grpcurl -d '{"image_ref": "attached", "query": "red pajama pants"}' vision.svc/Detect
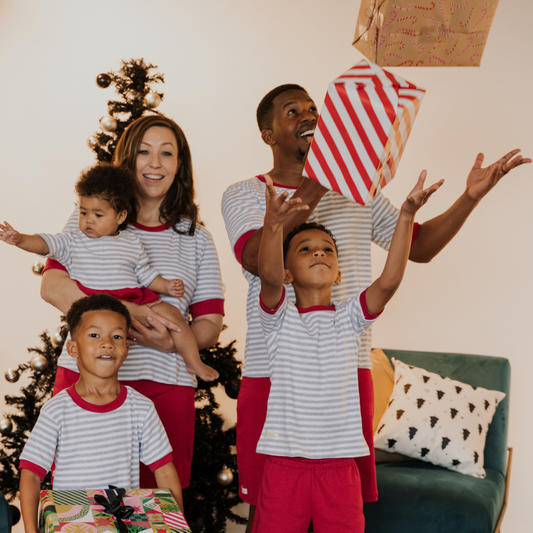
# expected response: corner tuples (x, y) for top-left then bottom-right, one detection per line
(252, 456), (364, 533)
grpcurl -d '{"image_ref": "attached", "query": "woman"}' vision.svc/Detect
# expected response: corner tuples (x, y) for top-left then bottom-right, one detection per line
(40, 114), (225, 489)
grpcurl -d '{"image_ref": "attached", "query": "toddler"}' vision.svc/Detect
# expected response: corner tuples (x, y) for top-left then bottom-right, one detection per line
(0, 163), (218, 381)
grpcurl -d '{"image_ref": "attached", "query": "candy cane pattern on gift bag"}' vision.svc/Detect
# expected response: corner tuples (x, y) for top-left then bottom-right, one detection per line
(303, 60), (425, 205)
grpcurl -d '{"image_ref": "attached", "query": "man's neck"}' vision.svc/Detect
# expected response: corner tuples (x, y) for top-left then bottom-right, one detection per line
(266, 152), (306, 187)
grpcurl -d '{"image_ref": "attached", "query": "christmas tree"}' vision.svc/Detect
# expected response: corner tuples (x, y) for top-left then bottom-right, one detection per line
(87, 58), (165, 161)
(0, 325), (66, 501)
(184, 338), (247, 532)
(0, 59), (245, 533)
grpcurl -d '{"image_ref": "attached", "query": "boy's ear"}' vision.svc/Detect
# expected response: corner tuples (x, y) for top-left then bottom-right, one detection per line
(261, 129), (275, 147)
(117, 210), (128, 225)
(334, 270), (341, 286)
(66, 340), (79, 359)
(283, 269), (293, 285)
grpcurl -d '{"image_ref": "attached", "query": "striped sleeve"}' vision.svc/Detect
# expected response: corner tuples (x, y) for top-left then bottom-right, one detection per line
(42, 208), (81, 273)
(189, 227), (225, 317)
(258, 290), (288, 365)
(19, 407), (58, 479)
(139, 401), (173, 469)
(370, 192), (400, 251)
(37, 232), (73, 266)
(131, 235), (160, 288)
(347, 291), (382, 369)
(222, 181), (264, 265)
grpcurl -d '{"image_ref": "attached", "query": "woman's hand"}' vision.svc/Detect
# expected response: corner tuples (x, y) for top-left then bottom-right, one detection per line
(124, 301), (182, 353)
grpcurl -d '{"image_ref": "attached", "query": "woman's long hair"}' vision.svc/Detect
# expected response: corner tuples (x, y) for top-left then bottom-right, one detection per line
(113, 114), (200, 235)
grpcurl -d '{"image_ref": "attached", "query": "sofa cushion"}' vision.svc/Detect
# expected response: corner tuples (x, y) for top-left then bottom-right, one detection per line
(374, 358), (506, 477)
(370, 349), (395, 432)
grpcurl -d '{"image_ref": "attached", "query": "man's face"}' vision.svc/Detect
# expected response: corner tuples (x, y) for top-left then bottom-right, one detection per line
(269, 89), (319, 159)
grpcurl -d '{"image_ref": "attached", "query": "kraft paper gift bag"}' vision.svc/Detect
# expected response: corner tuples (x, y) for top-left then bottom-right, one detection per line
(353, 0), (500, 67)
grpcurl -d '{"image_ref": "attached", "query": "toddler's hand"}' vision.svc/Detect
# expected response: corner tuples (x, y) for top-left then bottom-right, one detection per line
(0, 221), (21, 246)
(402, 171), (444, 216)
(168, 278), (185, 297)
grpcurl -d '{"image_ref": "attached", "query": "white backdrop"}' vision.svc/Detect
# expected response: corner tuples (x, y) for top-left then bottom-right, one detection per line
(0, 1), (531, 531)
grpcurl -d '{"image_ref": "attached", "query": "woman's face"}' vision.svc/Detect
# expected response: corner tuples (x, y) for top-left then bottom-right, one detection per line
(135, 126), (179, 203)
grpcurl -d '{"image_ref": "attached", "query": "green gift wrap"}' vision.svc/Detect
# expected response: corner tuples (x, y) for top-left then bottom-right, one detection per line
(39, 488), (191, 533)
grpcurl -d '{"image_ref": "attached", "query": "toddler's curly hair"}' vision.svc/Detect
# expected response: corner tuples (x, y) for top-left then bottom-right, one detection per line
(75, 163), (136, 231)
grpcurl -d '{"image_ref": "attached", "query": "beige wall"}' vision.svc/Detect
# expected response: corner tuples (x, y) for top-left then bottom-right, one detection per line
(0, 1), (531, 531)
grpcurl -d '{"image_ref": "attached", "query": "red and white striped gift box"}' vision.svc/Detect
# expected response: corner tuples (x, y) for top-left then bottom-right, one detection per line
(303, 60), (425, 205)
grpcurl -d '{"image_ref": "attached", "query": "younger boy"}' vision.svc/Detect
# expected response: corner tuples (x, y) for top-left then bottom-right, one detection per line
(19, 294), (183, 533)
(254, 173), (443, 532)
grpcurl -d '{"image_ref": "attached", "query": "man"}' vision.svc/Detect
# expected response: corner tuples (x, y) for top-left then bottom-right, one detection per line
(222, 83), (529, 531)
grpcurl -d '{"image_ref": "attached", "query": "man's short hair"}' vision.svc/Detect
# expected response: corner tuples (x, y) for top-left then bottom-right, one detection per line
(256, 84), (309, 131)
(66, 294), (131, 337)
(283, 222), (338, 265)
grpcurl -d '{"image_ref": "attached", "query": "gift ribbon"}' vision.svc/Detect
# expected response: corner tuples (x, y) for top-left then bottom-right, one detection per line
(94, 486), (134, 533)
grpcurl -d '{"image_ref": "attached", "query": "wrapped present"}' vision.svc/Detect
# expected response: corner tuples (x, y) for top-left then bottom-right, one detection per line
(353, 0), (500, 67)
(40, 487), (191, 533)
(303, 60), (425, 205)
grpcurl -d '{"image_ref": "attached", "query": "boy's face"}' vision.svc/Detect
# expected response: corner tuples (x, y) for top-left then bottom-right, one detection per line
(284, 228), (341, 290)
(66, 310), (129, 380)
(265, 89), (319, 159)
(78, 196), (127, 238)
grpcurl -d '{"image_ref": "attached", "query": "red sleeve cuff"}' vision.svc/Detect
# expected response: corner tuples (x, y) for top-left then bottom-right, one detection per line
(189, 299), (225, 318)
(42, 258), (68, 274)
(359, 289), (383, 320)
(20, 460), (47, 481)
(411, 222), (420, 246)
(234, 230), (258, 266)
(147, 452), (174, 472)
(259, 288), (285, 314)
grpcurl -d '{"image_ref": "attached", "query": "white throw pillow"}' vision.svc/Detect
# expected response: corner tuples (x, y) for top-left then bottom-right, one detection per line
(374, 358), (506, 477)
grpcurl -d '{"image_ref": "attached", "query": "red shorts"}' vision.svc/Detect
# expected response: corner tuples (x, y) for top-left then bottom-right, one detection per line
(236, 376), (271, 505)
(253, 456), (364, 533)
(53, 367), (195, 488)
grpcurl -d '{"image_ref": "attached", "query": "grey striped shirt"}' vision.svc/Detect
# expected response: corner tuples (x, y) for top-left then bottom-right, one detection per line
(256, 290), (378, 459)
(20, 386), (172, 489)
(38, 228), (159, 289)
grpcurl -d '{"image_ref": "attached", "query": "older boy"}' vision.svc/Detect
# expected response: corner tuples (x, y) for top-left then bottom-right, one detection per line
(253, 173), (442, 532)
(19, 294), (183, 533)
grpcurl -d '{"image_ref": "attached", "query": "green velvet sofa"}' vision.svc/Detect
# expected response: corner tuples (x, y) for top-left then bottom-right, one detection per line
(0, 492), (12, 533)
(364, 349), (511, 533)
